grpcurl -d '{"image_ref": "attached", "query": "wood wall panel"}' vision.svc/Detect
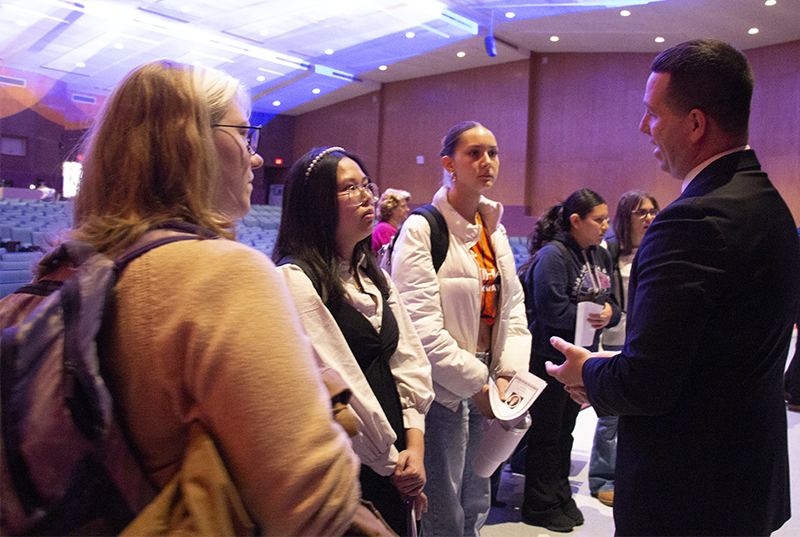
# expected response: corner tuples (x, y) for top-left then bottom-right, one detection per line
(378, 60), (530, 207)
(746, 40), (800, 225)
(526, 51), (683, 221)
(291, 41), (799, 230)
(293, 91), (381, 180)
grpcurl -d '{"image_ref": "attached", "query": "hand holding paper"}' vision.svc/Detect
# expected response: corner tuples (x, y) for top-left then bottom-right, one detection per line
(575, 301), (604, 347)
(588, 302), (613, 329)
(473, 371), (547, 478)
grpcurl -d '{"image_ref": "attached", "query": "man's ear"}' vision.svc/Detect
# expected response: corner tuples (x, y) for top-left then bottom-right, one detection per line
(687, 108), (707, 143)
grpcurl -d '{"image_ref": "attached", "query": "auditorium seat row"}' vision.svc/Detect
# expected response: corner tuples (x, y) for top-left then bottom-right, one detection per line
(0, 199), (532, 299)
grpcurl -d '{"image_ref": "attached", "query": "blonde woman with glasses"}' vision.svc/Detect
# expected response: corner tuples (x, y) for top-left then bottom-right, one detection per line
(12, 60), (361, 535)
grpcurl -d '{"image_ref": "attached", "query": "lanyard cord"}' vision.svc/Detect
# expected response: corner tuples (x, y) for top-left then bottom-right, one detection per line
(581, 249), (601, 292)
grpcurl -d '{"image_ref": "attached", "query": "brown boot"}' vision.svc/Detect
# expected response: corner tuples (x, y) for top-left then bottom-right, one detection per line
(597, 490), (614, 507)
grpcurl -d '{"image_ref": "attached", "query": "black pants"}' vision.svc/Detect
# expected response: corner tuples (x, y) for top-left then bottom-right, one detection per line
(360, 464), (408, 536)
(522, 358), (581, 518)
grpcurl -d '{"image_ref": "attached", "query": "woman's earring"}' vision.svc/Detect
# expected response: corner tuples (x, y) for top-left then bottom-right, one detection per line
(450, 171), (456, 182)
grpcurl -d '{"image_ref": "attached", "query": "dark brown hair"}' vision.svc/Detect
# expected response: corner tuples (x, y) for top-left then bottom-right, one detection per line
(651, 39), (753, 141)
(272, 147), (389, 305)
(612, 190), (659, 256)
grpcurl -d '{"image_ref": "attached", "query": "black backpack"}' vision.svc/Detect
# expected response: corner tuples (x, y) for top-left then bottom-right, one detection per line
(379, 204), (449, 274)
(519, 240), (575, 318)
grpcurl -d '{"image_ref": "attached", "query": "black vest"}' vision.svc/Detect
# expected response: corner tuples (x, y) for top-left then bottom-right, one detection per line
(277, 257), (406, 451)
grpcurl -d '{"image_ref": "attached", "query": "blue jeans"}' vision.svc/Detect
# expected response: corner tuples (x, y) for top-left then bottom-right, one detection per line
(589, 415), (618, 495)
(422, 399), (490, 537)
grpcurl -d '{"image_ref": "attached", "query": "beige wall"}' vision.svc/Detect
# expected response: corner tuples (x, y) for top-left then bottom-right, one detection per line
(293, 40), (800, 233)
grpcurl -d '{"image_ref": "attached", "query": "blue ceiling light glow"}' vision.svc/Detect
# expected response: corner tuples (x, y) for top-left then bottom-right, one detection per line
(252, 69), (354, 112)
(314, 64), (358, 82)
(263, 53), (311, 71)
(0, 0), (682, 117)
(440, 9), (479, 34)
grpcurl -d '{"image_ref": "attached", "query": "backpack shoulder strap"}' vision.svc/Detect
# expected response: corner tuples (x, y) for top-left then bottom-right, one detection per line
(114, 234), (208, 273)
(13, 279), (63, 297)
(550, 240), (576, 287)
(412, 204), (449, 273)
(519, 240), (576, 315)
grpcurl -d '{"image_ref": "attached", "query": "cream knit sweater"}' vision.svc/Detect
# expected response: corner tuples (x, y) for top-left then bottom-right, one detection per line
(106, 237), (360, 536)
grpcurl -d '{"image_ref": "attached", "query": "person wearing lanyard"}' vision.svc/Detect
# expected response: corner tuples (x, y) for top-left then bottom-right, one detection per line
(517, 188), (621, 532)
(390, 121), (531, 537)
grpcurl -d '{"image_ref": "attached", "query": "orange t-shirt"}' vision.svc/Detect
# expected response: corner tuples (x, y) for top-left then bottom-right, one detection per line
(471, 213), (500, 327)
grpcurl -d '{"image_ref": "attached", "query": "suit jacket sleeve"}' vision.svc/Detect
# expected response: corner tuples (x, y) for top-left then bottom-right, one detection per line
(583, 202), (728, 416)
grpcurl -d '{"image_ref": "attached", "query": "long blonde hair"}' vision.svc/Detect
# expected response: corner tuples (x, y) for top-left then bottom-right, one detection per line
(72, 60), (249, 254)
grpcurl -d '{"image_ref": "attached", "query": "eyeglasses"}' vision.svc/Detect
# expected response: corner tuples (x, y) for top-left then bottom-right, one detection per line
(338, 181), (378, 205)
(632, 208), (659, 219)
(211, 124), (262, 155)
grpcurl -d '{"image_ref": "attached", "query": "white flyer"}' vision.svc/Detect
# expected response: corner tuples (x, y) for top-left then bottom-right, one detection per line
(488, 371), (548, 421)
(575, 301), (604, 347)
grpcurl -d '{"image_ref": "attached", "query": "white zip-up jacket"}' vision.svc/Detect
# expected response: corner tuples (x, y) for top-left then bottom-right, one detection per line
(391, 186), (531, 411)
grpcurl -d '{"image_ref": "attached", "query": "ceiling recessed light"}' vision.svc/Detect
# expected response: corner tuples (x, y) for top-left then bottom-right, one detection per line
(765, 0), (776, 5)
(550, 35), (559, 42)
(406, 31), (415, 38)
(378, 65), (388, 71)
(312, 88), (321, 94)
(114, 42), (123, 49)
(181, 6), (191, 13)
(620, 10), (631, 17)
(272, 100), (281, 106)
(505, 12), (515, 19)
(16, 20), (28, 27)
(748, 27), (759, 34)
(655, 36), (665, 43)
(76, 62), (85, 67)
(457, 51), (466, 58)
(325, 48), (334, 55)
(259, 29), (269, 36)
(257, 75), (265, 82)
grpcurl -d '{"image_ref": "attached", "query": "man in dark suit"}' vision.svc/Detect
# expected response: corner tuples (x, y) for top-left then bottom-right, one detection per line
(545, 39), (800, 536)
(786, 228), (800, 412)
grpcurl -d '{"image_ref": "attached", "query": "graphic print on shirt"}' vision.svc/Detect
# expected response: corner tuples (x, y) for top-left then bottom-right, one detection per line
(471, 214), (501, 326)
(570, 259), (611, 305)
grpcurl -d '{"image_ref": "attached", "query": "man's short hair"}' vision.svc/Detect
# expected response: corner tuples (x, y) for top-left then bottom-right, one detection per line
(651, 39), (753, 139)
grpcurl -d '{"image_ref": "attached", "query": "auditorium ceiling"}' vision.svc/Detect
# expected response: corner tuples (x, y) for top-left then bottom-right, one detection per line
(1, 0), (798, 118)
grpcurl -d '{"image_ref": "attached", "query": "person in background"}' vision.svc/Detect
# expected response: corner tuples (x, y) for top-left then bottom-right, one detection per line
(517, 188), (620, 532)
(33, 178), (57, 201)
(390, 121), (531, 537)
(546, 39), (799, 536)
(589, 190), (659, 508)
(373, 188), (411, 254)
(51, 60), (360, 535)
(273, 147), (433, 536)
